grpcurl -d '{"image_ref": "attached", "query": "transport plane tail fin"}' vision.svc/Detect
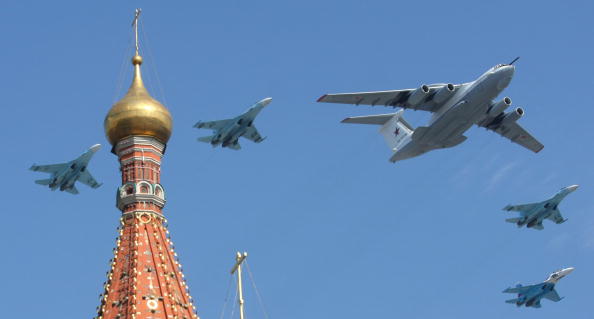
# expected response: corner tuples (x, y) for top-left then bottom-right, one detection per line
(341, 109), (414, 152)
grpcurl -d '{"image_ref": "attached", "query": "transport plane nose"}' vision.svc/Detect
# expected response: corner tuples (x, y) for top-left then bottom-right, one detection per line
(496, 66), (515, 90)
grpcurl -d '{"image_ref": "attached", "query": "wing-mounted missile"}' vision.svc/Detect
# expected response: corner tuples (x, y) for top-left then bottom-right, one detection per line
(407, 85), (430, 106)
(488, 97), (512, 116)
(501, 107), (524, 125)
(432, 83), (455, 104)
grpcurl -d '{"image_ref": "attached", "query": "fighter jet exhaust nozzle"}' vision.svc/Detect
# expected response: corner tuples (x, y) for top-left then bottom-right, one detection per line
(501, 107), (524, 125)
(432, 83), (455, 104)
(408, 84), (430, 106)
(487, 97), (512, 116)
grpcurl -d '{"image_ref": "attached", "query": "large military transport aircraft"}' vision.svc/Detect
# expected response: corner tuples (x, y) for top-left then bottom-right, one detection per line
(503, 267), (574, 308)
(30, 144), (102, 194)
(194, 97), (271, 150)
(317, 58), (543, 162)
(504, 185), (578, 230)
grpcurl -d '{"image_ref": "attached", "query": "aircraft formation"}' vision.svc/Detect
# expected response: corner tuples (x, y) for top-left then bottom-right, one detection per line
(30, 46), (579, 309)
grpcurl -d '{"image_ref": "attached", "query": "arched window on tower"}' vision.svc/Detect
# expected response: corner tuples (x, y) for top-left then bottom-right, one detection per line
(155, 185), (164, 199)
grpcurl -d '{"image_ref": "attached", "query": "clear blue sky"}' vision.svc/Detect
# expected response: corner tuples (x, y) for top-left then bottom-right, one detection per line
(1, 1), (593, 318)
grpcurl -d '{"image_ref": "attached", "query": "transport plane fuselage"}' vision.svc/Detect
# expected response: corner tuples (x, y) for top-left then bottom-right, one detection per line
(394, 64), (517, 161)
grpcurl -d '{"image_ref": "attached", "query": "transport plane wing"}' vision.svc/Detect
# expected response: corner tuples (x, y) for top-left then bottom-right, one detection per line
(480, 115), (543, 153)
(317, 83), (468, 112)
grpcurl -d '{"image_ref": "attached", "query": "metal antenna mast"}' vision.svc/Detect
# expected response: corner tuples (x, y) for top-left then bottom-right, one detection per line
(230, 252), (248, 319)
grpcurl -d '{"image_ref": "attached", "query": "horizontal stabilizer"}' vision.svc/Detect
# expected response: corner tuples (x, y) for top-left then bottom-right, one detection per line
(35, 179), (52, 185)
(197, 135), (215, 143)
(505, 298), (519, 304)
(505, 217), (522, 224)
(343, 113), (401, 126)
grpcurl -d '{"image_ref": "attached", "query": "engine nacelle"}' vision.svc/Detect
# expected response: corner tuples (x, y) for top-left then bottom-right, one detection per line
(501, 107), (524, 125)
(432, 83), (455, 104)
(488, 97), (512, 116)
(407, 85), (430, 106)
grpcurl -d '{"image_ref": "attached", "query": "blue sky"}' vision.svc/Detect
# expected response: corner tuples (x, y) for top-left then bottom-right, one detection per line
(1, 1), (593, 318)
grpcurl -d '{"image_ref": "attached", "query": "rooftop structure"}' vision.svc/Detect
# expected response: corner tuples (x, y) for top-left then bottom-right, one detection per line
(95, 9), (199, 319)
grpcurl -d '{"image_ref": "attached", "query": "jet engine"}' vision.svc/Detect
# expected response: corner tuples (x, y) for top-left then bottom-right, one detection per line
(501, 107), (524, 125)
(488, 97), (512, 116)
(407, 85), (430, 106)
(432, 83), (455, 104)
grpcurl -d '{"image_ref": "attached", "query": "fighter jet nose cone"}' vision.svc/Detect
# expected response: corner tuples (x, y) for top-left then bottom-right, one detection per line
(569, 185), (579, 191)
(90, 144), (102, 152)
(563, 267), (575, 274)
(261, 97), (273, 106)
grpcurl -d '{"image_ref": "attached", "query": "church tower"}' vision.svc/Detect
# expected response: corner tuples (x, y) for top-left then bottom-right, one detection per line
(96, 10), (199, 319)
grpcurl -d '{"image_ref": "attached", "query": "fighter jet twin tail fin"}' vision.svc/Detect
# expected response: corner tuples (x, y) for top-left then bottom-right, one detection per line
(198, 135), (216, 144)
(35, 179), (52, 186)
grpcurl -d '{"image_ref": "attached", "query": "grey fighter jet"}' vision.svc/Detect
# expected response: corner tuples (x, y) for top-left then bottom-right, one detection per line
(30, 144), (102, 194)
(194, 97), (271, 150)
(503, 267), (574, 308)
(504, 185), (578, 230)
(317, 58), (544, 162)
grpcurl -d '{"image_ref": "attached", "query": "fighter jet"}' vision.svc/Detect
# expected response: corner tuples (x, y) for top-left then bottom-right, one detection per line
(504, 185), (578, 230)
(30, 144), (102, 194)
(503, 267), (574, 308)
(194, 97), (271, 150)
(317, 58), (544, 162)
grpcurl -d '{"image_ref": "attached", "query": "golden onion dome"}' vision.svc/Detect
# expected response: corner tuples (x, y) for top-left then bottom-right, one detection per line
(104, 55), (172, 145)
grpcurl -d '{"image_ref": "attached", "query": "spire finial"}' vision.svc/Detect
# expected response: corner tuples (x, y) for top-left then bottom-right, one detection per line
(131, 8), (143, 65)
(132, 8), (142, 56)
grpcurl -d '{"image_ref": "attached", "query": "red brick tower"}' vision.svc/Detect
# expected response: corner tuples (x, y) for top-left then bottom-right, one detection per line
(96, 10), (199, 319)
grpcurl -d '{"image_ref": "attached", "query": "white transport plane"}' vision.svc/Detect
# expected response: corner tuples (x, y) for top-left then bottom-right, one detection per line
(317, 58), (543, 163)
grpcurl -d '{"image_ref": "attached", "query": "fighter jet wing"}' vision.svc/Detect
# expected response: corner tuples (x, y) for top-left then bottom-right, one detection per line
(78, 170), (102, 188)
(546, 209), (566, 224)
(503, 203), (539, 212)
(480, 120), (544, 153)
(317, 83), (467, 112)
(543, 289), (562, 302)
(242, 126), (265, 143)
(30, 163), (67, 173)
(194, 119), (233, 131)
